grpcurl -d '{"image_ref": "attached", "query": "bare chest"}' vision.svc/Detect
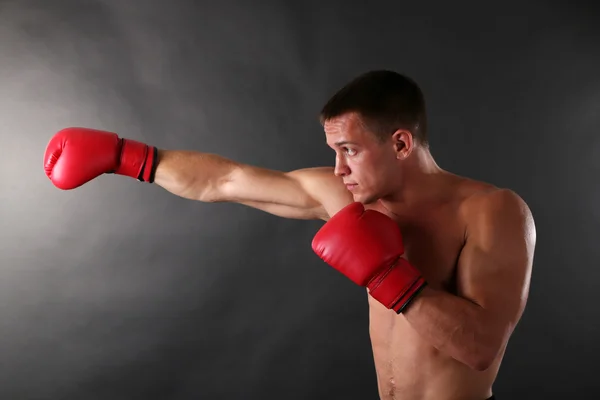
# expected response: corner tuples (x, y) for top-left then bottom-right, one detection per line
(371, 202), (466, 291)
(366, 203), (471, 397)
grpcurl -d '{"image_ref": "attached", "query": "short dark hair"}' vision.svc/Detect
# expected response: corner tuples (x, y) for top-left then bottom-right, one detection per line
(319, 70), (428, 146)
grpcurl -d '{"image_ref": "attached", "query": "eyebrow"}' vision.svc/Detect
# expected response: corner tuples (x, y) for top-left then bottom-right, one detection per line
(334, 140), (358, 147)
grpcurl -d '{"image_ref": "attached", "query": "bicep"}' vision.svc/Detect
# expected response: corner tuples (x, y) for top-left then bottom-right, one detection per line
(223, 165), (351, 220)
(456, 190), (536, 326)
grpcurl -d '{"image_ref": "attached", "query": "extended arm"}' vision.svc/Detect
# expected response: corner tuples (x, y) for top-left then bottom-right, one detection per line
(153, 150), (351, 219)
(402, 189), (536, 371)
(43, 127), (353, 220)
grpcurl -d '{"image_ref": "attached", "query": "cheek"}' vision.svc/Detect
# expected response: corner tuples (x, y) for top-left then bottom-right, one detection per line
(347, 156), (374, 180)
(345, 156), (361, 172)
(360, 156), (392, 185)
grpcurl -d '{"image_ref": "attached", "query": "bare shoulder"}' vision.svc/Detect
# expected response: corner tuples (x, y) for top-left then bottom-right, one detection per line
(287, 167), (354, 220)
(460, 185), (533, 223)
(457, 181), (536, 248)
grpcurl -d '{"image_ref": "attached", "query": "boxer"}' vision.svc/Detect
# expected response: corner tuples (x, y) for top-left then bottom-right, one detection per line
(44, 70), (535, 400)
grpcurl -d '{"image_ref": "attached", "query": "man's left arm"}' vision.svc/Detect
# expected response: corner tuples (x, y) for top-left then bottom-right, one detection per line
(402, 189), (537, 371)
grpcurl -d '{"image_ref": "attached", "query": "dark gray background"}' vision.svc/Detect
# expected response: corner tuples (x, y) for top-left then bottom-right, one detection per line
(2, 0), (599, 399)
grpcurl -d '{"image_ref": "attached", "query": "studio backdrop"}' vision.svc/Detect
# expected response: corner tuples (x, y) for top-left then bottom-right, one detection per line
(1, 0), (599, 399)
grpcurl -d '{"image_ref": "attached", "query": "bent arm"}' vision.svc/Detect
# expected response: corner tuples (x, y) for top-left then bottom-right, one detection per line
(403, 189), (536, 371)
(153, 150), (351, 220)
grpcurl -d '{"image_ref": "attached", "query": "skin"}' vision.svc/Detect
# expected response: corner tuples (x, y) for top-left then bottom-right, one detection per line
(153, 112), (536, 400)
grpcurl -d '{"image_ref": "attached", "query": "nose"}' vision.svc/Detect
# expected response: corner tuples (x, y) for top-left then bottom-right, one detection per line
(334, 154), (350, 177)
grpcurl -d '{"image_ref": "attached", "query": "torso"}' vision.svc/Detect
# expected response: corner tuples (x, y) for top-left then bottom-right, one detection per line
(362, 176), (501, 400)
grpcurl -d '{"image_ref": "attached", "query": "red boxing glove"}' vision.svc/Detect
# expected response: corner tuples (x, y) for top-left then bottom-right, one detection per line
(312, 202), (427, 313)
(43, 127), (157, 190)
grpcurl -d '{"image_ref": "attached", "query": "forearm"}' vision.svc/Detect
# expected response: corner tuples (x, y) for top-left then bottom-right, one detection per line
(403, 286), (505, 371)
(153, 150), (238, 202)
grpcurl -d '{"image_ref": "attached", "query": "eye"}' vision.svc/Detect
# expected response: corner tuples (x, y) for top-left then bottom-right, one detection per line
(343, 147), (357, 156)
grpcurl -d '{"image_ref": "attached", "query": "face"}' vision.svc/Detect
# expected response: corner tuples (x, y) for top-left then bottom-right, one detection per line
(324, 113), (403, 204)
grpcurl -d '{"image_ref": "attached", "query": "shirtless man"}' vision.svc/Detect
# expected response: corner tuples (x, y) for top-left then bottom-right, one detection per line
(43, 70), (536, 400)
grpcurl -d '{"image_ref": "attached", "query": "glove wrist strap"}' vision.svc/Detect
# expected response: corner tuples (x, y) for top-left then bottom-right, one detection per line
(368, 258), (427, 313)
(115, 139), (158, 183)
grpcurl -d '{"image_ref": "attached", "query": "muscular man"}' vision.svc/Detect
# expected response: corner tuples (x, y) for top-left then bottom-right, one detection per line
(44, 70), (536, 400)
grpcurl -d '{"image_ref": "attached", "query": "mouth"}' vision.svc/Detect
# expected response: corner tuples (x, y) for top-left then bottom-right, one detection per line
(345, 183), (358, 191)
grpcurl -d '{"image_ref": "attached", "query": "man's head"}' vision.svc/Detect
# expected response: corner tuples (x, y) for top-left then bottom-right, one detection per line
(319, 70), (429, 203)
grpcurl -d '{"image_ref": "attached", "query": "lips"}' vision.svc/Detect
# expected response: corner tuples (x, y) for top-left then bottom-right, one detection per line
(345, 183), (358, 190)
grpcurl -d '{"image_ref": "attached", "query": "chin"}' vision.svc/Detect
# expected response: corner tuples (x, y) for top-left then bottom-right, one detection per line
(355, 192), (379, 205)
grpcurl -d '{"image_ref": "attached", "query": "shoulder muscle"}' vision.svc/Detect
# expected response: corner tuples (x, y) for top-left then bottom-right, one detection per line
(287, 167), (353, 220)
(457, 188), (536, 313)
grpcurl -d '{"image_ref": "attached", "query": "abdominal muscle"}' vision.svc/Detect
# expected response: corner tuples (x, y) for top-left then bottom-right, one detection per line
(368, 295), (501, 400)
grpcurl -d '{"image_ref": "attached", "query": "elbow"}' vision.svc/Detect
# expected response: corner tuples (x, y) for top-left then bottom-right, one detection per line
(469, 355), (494, 372)
(465, 344), (501, 372)
(463, 319), (510, 372)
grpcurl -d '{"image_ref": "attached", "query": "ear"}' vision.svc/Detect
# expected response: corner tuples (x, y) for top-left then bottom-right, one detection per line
(391, 129), (414, 160)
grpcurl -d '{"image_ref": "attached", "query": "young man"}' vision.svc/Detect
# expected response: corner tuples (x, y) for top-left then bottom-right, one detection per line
(44, 70), (536, 400)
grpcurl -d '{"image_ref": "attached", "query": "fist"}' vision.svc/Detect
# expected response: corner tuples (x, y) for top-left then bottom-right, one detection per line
(43, 127), (156, 190)
(312, 202), (405, 286)
(312, 202), (426, 313)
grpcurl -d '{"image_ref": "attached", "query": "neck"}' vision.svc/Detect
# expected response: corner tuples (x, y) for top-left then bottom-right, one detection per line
(381, 147), (449, 207)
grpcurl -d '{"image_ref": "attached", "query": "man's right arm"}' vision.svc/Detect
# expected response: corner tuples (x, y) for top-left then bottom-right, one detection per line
(154, 150), (352, 220)
(43, 127), (352, 221)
